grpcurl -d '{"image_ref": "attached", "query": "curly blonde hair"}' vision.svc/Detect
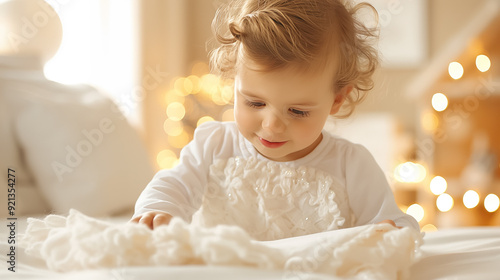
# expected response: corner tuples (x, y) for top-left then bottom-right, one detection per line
(209, 0), (379, 117)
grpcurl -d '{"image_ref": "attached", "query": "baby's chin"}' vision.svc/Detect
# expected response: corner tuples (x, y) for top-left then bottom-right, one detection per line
(254, 145), (306, 162)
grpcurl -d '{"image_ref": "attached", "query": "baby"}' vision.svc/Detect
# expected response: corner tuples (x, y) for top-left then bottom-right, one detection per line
(131, 0), (419, 240)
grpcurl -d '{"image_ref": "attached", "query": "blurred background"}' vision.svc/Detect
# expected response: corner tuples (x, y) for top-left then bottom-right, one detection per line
(1, 0), (499, 229)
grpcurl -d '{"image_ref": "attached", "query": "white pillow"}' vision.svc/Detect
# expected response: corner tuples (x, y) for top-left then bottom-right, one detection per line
(14, 84), (154, 216)
(1, 90), (51, 217)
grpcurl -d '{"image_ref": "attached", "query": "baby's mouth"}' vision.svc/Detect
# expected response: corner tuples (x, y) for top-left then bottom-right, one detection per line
(259, 137), (287, 148)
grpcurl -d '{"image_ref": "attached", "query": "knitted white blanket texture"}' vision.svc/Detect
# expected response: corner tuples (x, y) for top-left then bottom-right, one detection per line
(20, 209), (422, 279)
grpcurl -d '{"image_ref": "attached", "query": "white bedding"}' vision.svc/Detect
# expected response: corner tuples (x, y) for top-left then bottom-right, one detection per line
(410, 227), (500, 280)
(1, 213), (499, 280)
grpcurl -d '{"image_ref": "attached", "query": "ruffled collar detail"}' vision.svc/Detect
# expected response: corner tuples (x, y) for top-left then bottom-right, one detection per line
(192, 157), (351, 241)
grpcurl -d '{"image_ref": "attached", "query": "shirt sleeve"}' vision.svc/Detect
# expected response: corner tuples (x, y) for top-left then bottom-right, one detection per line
(345, 144), (420, 231)
(132, 121), (225, 222)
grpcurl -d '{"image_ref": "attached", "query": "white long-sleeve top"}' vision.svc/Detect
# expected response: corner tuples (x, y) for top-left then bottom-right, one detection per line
(134, 121), (419, 240)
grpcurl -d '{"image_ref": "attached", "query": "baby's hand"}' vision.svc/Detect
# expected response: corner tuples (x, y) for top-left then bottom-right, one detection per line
(130, 211), (173, 230)
(377, 219), (402, 229)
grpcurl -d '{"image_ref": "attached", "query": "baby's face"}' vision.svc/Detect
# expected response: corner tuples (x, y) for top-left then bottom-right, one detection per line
(234, 59), (343, 162)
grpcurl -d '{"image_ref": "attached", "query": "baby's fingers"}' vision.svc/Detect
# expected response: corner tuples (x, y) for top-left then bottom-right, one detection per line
(378, 219), (402, 229)
(130, 212), (172, 230)
(130, 213), (155, 229)
(378, 219), (397, 227)
(129, 215), (142, 223)
(152, 214), (172, 229)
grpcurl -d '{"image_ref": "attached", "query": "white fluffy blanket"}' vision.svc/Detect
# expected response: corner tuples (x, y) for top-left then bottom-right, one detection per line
(20, 210), (422, 279)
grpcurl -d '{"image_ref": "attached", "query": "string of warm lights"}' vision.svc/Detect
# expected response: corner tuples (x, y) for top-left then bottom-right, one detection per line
(430, 176), (500, 213)
(432, 53), (498, 216)
(400, 172), (499, 230)
(156, 62), (234, 170)
(400, 54), (498, 230)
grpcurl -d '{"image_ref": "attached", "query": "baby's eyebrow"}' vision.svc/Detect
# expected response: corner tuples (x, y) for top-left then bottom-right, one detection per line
(290, 101), (319, 107)
(238, 89), (262, 99)
(284, 96), (322, 108)
(238, 90), (321, 108)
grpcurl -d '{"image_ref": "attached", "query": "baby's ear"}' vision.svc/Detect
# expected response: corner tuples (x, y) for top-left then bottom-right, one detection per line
(330, 85), (353, 115)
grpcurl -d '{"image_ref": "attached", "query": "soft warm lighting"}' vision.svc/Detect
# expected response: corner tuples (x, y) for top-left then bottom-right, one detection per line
(163, 119), (184, 137)
(158, 157), (179, 169)
(463, 190), (480, 209)
(187, 75), (201, 94)
(157, 149), (176, 162)
(168, 131), (190, 149)
(406, 204), (424, 222)
(448, 62), (464, 79)
(197, 116), (215, 127)
(398, 205), (408, 213)
(476, 54), (491, 72)
(430, 176), (447, 195)
(221, 85), (234, 104)
(156, 149), (178, 169)
(182, 77), (195, 94)
(165, 90), (185, 104)
(394, 162), (426, 183)
(421, 111), (439, 133)
(44, 1), (135, 90)
(421, 224), (438, 232)
(174, 77), (195, 96)
(432, 93), (448, 112)
(201, 74), (220, 96)
(436, 193), (454, 212)
(45, 56), (92, 85)
(211, 92), (227, 106)
(484, 194), (500, 212)
(192, 61), (210, 76)
(166, 102), (186, 121)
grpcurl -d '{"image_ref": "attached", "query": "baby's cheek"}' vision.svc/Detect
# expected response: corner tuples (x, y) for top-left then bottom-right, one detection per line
(300, 119), (323, 135)
(294, 120), (324, 144)
(235, 105), (256, 125)
(234, 106), (255, 134)
(233, 107), (246, 126)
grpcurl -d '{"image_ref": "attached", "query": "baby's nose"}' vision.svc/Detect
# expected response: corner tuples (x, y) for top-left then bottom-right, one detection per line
(262, 111), (286, 133)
